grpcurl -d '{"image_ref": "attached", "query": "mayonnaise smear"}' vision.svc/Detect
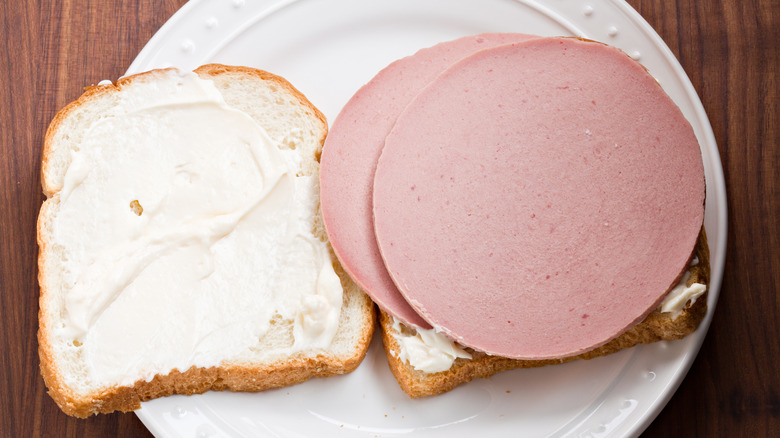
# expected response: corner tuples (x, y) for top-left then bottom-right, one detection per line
(391, 318), (471, 373)
(52, 71), (341, 390)
(660, 271), (707, 319)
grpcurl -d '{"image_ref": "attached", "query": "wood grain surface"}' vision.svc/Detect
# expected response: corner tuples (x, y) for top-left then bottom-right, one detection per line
(1, 0), (777, 436)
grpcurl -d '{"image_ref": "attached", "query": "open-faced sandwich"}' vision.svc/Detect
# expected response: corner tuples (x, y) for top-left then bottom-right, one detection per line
(37, 65), (375, 417)
(320, 35), (709, 397)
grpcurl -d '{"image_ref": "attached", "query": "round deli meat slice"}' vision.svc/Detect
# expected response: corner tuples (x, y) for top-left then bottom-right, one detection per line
(373, 37), (706, 359)
(320, 33), (537, 328)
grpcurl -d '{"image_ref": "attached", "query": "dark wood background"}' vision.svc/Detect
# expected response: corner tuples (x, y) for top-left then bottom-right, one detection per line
(1, 0), (777, 436)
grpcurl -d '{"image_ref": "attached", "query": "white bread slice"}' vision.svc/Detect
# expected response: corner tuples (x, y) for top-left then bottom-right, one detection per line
(380, 229), (710, 398)
(37, 64), (375, 417)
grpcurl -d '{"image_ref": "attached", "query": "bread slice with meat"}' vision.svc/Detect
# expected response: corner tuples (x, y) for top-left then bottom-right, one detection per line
(37, 64), (375, 418)
(381, 229), (710, 398)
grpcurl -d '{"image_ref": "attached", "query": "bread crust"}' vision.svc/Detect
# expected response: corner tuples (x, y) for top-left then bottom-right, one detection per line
(37, 65), (375, 418)
(42, 339), (376, 418)
(192, 64), (328, 146)
(380, 228), (711, 398)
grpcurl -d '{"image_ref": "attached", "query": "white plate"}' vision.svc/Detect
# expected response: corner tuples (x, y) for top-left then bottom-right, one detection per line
(128, 0), (727, 436)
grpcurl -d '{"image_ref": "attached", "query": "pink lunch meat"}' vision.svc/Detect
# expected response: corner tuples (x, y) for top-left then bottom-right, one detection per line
(373, 37), (706, 359)
(320, 33), (538, 328)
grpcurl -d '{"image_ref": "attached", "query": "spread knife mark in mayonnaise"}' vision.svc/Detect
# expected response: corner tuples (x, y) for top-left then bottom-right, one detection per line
(52, 71), (341, 390)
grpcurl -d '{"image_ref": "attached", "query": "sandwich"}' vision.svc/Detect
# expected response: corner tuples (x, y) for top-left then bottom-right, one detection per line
(320, 35), (709, 397)
(37, 64), (375, 417)
(380, 232), (709, 397)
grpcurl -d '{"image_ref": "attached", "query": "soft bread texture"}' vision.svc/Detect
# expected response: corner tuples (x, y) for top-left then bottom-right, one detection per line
(381, 229), (710, 398)
(37, 64), (375, 417)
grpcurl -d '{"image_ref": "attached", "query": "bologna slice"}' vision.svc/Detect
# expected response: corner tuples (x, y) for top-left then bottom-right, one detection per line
(320, 33), (536, 328)
(373, 37), (706, 359)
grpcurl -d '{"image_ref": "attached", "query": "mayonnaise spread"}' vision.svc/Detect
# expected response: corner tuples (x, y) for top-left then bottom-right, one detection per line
(393, 267), (706, 373)
(390, 318), (471, 373)
(52, 71), (342, 390)
(660, 271), (707, 319)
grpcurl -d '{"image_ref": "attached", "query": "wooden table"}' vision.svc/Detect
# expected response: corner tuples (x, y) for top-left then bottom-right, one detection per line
(2, 0), (776, 436)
